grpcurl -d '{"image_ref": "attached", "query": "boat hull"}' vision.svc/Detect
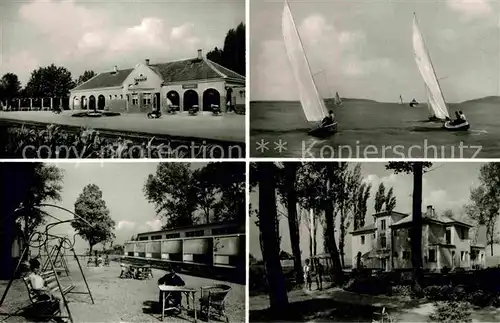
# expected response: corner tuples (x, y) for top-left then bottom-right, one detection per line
(444, 121), (470, 131)
(308, 122), (338, 138)
(409, 103), (419, 107)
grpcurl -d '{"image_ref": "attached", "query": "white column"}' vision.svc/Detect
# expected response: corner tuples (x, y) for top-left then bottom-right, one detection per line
(40, 98), (43, 110)
(18, 99), (21, 110)
(50, 97), (53, 110)
(60, 97), (63, 109)
(30, 98), (33, 110)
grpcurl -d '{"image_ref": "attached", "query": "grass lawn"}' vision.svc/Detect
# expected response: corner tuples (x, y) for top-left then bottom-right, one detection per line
(0, 260), (245, 322)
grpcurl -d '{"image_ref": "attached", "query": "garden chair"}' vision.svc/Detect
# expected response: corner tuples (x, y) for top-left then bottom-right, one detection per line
(199, 284), (231, 323)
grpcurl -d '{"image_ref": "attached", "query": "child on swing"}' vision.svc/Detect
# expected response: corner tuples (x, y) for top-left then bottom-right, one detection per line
(28, 259), (68, 322)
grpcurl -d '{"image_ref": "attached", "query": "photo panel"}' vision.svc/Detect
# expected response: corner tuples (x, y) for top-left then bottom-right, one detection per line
(250, 0), (500, 158)
(250, 161), (497, 322)
(0, 161), (246, 322)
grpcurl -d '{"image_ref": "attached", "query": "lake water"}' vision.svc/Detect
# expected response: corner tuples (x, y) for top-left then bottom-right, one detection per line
(250, 98), (500, 158)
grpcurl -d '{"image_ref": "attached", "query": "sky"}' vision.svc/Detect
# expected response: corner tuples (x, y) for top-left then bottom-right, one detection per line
(249, 162), (488, 262)
(36, 162), (207, 254)
(250, 0), (500, 103)
(0, 0), (245, 85)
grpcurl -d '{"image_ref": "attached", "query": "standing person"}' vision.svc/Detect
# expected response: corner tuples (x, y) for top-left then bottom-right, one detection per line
(303, 259), (312, 291)
(315, 259), (324, 291)
(225, 87), (234, 113)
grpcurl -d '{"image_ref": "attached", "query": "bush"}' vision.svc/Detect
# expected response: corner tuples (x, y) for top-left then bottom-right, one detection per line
(423, 285), (453, 301)
(343, 275), (392, 295)
(441, 266), (451, 275)
(392, 285), (412, 297)
(429, 301), (471, 323)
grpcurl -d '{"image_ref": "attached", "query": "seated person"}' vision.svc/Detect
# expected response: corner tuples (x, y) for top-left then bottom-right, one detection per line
(119, 263), (128, 278)
(87, 256), (94, 266)
(451, 111), (461, 125)
(158, 267), (185, 311)
(189, 105), (199, 115)
(211, 104), (221, 115)
(321, 110), (335, 127)
(28, 259), (67, 323)
(97, 255), (103, 267)
(459, 110), (466, 122)
(104, 255), (110, 266)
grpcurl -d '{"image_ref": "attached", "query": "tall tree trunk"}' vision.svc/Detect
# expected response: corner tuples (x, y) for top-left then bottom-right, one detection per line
(284, 163), (303, 285)
(258, 163), (288, 312)
(312, 212), (317, 271)
(339, 208), (346, 268)
(324, 164), (344, 284)
(411, 162), (423, 295)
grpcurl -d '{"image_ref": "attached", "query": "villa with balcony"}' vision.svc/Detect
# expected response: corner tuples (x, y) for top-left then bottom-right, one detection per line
(351, 206), (486, 271)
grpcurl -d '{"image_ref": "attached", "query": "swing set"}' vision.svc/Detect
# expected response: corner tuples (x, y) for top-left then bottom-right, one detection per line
(0, 204), (96, 323)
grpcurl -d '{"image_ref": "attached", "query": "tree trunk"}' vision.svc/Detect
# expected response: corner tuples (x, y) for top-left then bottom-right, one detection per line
(339, 209), (346, 268)
(411, 162), (423, 296)
(258, 163), (288, 313)
(284, 163), (303, 285)
(324, 164), (344, 284)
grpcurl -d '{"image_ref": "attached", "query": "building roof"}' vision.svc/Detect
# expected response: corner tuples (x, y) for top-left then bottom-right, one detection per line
(391, 213), (473, 228)
(136, 221), (243, 236)
(372, 211), (409, 218)
(351, 223), (376, 235)
(72, 69), (134, 91)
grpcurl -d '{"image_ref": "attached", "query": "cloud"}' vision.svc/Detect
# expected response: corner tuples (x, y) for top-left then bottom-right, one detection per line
(446, 0), (493, 20)
(0, 50), (39, 85)
(117, 220), (135, 231)
(145, 219), (162, 231)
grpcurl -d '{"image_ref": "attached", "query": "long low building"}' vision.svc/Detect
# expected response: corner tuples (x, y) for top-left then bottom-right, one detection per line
(70, 49), (245, 114)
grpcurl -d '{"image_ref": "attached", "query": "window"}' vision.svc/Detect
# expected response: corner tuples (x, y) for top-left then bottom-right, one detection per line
(361, 235), (365, 245)
(186, 230), (204, 237)
(212, 227), (237, 235)
(429, 249), (437, 262)
(381, 219), (386, 230)
(151, 235), (162, 240)
(138, 236), (148, 241)
(114, 95), (118, 99)
(372, 233), (376, 239)
(132, 94), (138, 105)
(165, 233), (180, 239)
(445, 228), (452, 244)
(109, 95), (112, 100)
(120, 94), (123, 99)
(143, 93), (152, 105)
(381, 236), (387, 248)
(403, 251), (410, 260)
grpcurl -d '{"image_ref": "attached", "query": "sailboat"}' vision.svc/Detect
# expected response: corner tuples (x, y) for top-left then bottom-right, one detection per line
(282, 0), (337, 137)
(399, 95), (404, 105)
(412, 13), (469, 131)
(335, 92), (343, 107)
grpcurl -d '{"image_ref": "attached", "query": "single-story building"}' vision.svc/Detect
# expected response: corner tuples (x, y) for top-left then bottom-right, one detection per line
(69, 49), (245, 114)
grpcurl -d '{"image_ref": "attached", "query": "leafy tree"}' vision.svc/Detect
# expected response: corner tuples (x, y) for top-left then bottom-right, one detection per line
(386, 162), (432, 296)
(0, 73), (22, 107)
(24, 64), (75, 98)
(255, 162), (289, 312)
(353, 182), (372, 230)
(76, 70), (96, 86)
(385, 187), (397, 212)
(192, 166), (219, 223)
(72, 184), (116, 254)
(374, 183), (386, 213)
(465, 163), (500, 256)
(144, 163), (198, 228)
(207, 22), (245, 76)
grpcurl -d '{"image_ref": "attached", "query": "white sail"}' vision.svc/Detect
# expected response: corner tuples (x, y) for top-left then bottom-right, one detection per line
(282, 1), (327, 122)
(412, 14), (450, 120)
(335, 92), (342, 105)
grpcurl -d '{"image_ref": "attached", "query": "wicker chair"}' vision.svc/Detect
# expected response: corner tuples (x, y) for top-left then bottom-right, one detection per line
(199, 284), (231, 323)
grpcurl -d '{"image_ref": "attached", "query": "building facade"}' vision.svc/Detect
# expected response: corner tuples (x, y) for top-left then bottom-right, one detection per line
(351, 206), (486, 271)
(70, 49), (245, 113)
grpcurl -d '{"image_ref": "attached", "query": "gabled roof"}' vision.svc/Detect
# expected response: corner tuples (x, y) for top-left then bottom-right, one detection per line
(72, 69), (134, 91)
(372, 211), (409, 218)
(391, 213), (473, 228)
(351, 223), (376, 235)
(71, 57), (245, 92)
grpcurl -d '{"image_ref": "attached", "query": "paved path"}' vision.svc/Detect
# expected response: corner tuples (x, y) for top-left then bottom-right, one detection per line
(0, 111), (245, 143)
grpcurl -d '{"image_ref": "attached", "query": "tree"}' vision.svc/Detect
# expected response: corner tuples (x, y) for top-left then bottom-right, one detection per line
(207, 22), (245, 76)
(256, 162), (288, 313)
(72, 184), (116, 254)
(374, 183), (386, 213)
(353, 182), (372, 230)
(192, 166), (219, 223)
(144, 163), (198, 228)
(465, 163), (500, 256)
(386, 162), (432, 296)
(24, 64), (75, 99)
(385, 187), (397, 212)
(0, 73), (22, 107)
(280, 162), (304, 284)
(76, 70), (96, 86)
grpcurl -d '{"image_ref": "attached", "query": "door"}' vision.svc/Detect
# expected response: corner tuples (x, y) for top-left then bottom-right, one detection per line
(155, 93), (160, 111)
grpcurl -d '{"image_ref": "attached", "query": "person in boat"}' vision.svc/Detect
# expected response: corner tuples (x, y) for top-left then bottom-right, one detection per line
(459, 110), (466, 122)
(450, 111), (461, 125)
(321, 110), (335, 128)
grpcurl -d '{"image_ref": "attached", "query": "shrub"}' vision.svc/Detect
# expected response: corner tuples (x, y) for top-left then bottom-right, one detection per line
(392, 285), (412, 297)
(428, 301), (471, 323)
(343, 275), (392, 295)
(441, 266), (450, 275)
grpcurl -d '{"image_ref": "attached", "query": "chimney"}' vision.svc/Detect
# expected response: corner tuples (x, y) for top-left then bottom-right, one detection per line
(426, 205), (434, 217)
(197, 49), (202, 60)
(145, 59), (150, 66)
(114, 65), (118, 73)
